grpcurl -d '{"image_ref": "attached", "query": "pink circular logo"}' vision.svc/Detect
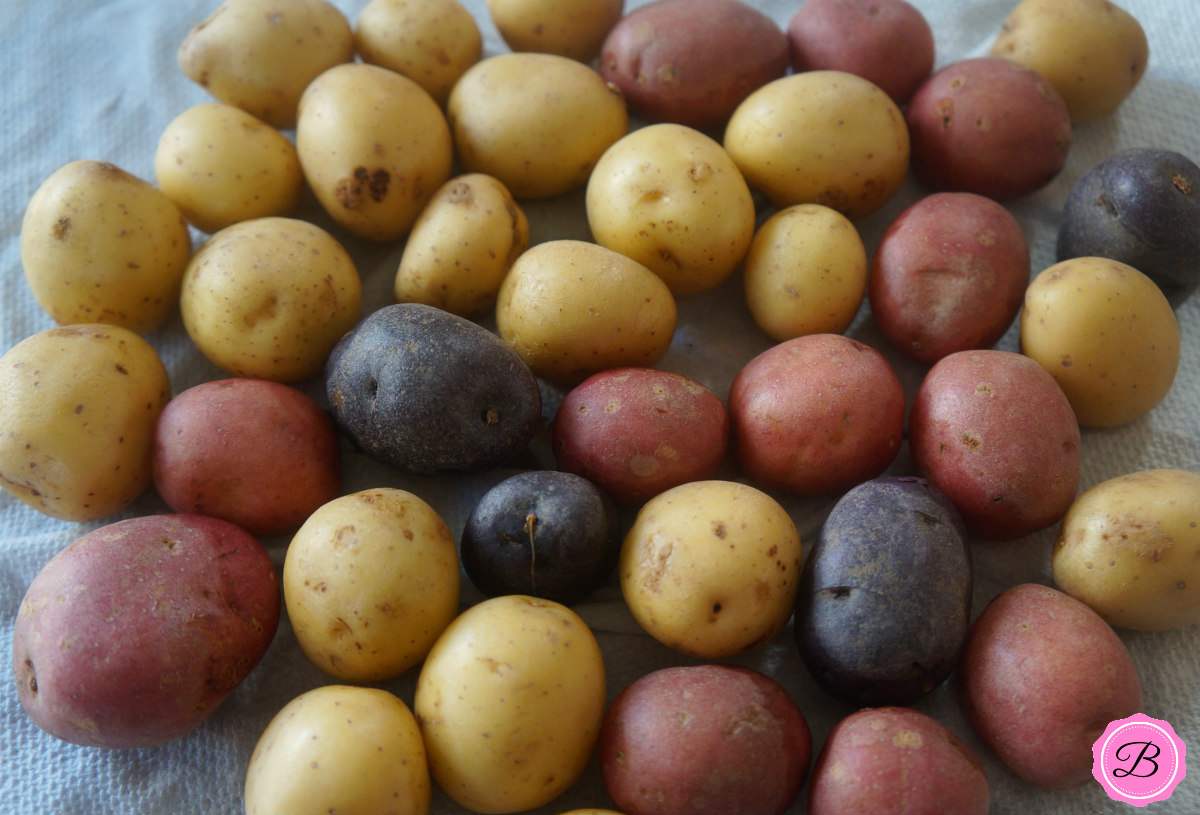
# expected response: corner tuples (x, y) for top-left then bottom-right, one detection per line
(1093, 713), (1187, 806)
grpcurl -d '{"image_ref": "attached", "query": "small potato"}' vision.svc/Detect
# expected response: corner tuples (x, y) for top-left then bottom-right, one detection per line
(284, 489), (461, 682)
(496, 240), (677, 385)
(355, 0), (482, 106)
(21, 159), (192, 335)
(177, 0), (354, 129)
(586, 122), (756, 296)
(619, 480), (803, 659)
(487, 0), (624, 63)
(447, 52), (628, 199)
(0, 324), (170, 522)
(393, 173), (529, 317)
(244, 685), (431, 815)
(991, 0), (1148, 123)
(742, 203), (867, 341)
(1052, 469), (1200, 631)
(154, 102), (303, 234)
(297, 62), (453, 242)
(1021, 257), (1180, 428)
(724, 70), (909, 219)
(180, 216), (362, 383)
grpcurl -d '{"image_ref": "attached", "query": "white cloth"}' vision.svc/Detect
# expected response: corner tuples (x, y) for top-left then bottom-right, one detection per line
(1, 1), (1197, 813)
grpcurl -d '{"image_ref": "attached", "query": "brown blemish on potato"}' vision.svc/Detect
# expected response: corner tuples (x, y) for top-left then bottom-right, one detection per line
(961, 432), (982, 450)
(336, 167), (391, 209)
(712, 521), (727, 539)
(1172, 174), (1192, 195)
(638, 535), (673, 593)
(725, 702), (769, 739)
(893, 729), (923, 749)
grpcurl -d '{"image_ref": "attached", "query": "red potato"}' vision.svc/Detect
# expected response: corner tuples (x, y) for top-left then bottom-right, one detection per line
(730, 333), (905, 495)
(551, 367), (729, 506)
(869, 191), (1030, 364)
(960, 582), (1143, 789)
(152, 378), (341, 538)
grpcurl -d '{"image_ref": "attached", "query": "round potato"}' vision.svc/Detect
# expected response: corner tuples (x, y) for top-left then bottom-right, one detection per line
(1020, 256), (1180, 428)
(21, 159), (192, 335)
(244, 685), (431, 815)
(1052, 468), (1200, 631)
(724, 70), (910, 219)
(742, 203), (867, 341)
(487, 0), (623, 63)
(447, 52), (628, 199)
(154, 102), (303, 234)
(180, 216), (362, 383)
(619, 480), (803, 659)
(991, 0), (1149, 123)
(0, 324), (170, 522)
(586, 123), (755, 296)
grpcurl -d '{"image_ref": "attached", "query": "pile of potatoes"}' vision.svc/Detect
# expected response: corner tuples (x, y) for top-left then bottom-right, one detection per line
(3, 0), (1199, 813)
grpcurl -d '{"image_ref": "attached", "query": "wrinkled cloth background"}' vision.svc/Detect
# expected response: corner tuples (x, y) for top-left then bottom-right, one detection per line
(1, 1), (1198, 813)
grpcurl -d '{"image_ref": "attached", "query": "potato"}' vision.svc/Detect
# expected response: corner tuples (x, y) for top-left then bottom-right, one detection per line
(244, 685), (431, 815)
(152, 378), (341, 539)
(869, 192), (1030, 364)
(297, 62), (453, 242)
(325, 303), (542, 474)
(414, 595), (606, 814)
(991, 0), (1149, 123)
(153, 102), (303, 234)
(906, 57), (1072, 200)
(180, 216), (362, 383)
(551, 367), (729, 506)
(487, 0), (624, 63)
(742, 203), (867, 341)
(1056, 147), (1200, 309)
(599, 664), (812, 815)
(283, 488), (460, 682)
(794, 476), (972, 707)
(724, 70), (910, 219)
(586, 122), (755, 296)
(177, 0), (354, 129)
(495, 239), (677, 385)
(13, 514), (279, 748)
(20, 159), (191, 335)
(908, 349), (1081, 541)
(393, 173), (529, 317)
(599, 0), (789, 131)
(960, 582), (1143, 789)
(729, 334), (905, 496)
(0, 324), (170, 522)
(1052, 468), (1200, 631)
(1020, 256), (1180, 428)
(808, 707), (990, 815)
(619, 480), (803, 659)
(447, 52), (628, 199)
(355, 0), (482, 106)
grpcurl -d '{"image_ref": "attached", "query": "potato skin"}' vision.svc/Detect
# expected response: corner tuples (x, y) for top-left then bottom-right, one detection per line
(599, 664), (811, 815)
(960, 582), (1142, 789)
(487, 0), (624, 63)
(12, 514), (279, 749)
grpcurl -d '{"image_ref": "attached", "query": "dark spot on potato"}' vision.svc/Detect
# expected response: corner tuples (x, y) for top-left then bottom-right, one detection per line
(712, 602), (722, 613)
(961, 432), (982, 450)
(482, 408), (500, 426)
(712, 521), (727, 539)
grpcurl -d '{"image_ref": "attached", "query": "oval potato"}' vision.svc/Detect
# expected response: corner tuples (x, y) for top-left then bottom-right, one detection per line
(487, 0), (623, 63)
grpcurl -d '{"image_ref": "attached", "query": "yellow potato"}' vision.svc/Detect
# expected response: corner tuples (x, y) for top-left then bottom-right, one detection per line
(495, 239), (677, 384)
(486, 0), (624, 63)
(414, 595), (606, 814)
(177, 0), (354, 129)
(1053, 469), (1200, 631)
(0, 324), (170, 522)
(297, 62), (454, 242)
(1021, 256), (1180, 428)
(742, 203), (868, 341)
(154, 102), (303, 234)
(724, 70), (910, 219)
(586, 123), (756, 296)
(180, 216), (362, 383)
(355, 0), (482, 106)
(447, 52), (628, 199)
(394, 173), (529, 317)
(619, 480), (804, 659)
(20, 160), (191, 335)
(245, 685), (431, 815)
(991, 0), (1149, 123)
(283, 488), (461, 682)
